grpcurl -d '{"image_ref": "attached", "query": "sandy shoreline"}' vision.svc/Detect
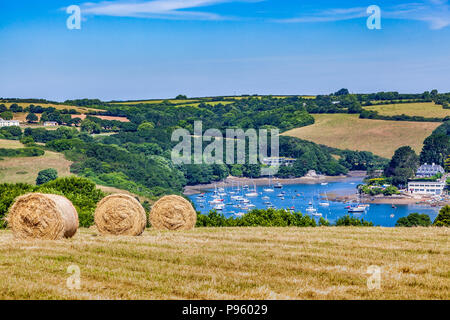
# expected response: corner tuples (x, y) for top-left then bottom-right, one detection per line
(183, 171), (365, 195)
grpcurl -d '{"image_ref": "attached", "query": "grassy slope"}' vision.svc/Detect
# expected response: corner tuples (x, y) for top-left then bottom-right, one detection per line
(0, 140), (24, 149)
(283, 114), (441, 158)
(365, 102), (450, 118)
(0, 148), (73, 184)
(0, 140), (148, 201)
(0, 227), (448, 300)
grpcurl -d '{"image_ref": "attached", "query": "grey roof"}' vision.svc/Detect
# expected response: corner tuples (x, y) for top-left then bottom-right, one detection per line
(417, 163), (445, 174)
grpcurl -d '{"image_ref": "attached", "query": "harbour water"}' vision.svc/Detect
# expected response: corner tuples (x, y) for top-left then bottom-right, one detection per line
(189, 177), (441, 227)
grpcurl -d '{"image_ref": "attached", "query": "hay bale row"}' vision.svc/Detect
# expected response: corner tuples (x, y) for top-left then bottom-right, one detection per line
(6, 193), (196, 239)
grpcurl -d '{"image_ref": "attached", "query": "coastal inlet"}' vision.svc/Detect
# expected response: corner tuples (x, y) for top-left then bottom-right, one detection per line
(188, 177), (440, 227)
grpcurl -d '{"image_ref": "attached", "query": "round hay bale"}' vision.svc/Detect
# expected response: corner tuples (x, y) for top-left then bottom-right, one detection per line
(7, 193), (78, 240)
(150, 195), (196, 231)
(94, 194), (146, 236)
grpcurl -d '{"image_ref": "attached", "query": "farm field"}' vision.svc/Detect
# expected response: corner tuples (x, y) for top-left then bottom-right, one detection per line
(0, 139), (24, 149)
(0, 143), (73, 184)
(283, 114), (441, 158)
(365, 102), (450, 118)
(110, 99), (201, 105)
(176, 101), (235, 107)
(1, 102), (97, 114)
(0, 227), (448, 300)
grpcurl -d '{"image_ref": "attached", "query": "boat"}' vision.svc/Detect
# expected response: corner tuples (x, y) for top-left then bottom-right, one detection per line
(319, 192), (330, 207)
(263, 176), (275, 192)
(262, 196), (270, 200)
(348, 205), (366, 213)
(213, 204), (225, 210)
(306, 201), (317, 214)
(245, 181), (259, 197)
(234, 212), (245, 217)
(209, 199), (224, 204)
(312, 212), (323, 217)
(274, 181), (283, 188)
(321, 182), (328, 186)
(277, 193), (284, 197)
(390, 214), (395, 218)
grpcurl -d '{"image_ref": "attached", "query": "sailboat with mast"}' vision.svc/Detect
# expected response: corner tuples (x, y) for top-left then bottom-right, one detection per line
(263, 176), (275, 192)
(245, 180), (259, 197)
(319, 192), (330, 207)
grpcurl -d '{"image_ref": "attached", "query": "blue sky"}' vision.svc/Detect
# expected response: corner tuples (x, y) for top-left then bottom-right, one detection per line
(0, 0), (449, 101)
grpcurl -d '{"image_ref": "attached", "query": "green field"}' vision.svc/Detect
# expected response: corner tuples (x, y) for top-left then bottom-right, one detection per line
(283, 114), (441, 158)
(0, 140), (24, 149)
(110, 99), (201, 105)
(0, 227), (448, 300)
(0, 140), (73, 184)
(365, 102), (450, 118)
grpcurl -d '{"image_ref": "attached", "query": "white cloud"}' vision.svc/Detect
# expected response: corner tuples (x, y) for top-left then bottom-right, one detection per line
(275, 1), (450, 30)
(79, 0), (261, 20)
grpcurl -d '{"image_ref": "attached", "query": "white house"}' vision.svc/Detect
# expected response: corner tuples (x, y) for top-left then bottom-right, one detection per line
(0, 118), (20, 127)
(43, 121), (58, 127)
(416, 163), (445, 177)
(262, 157), (296, 167)
(407, 181), (446, 196)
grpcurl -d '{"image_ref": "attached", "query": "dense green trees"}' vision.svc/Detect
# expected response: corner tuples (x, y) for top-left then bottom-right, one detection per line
(396, 213), (432, 227)
(36, 168), (58, 185)
(420, 134), (450, 167)
(0, 111), (13, 120)
(0, 147), (44, 158)
(196, 209), (318, 227)
(9, 103), (23, 113)
(433, 205), (450, 226)
(26, 112), (38, 123)
(335, 215), (374, 226)
(0, 126), (22, 140)
(196, 210), (373, 228)
(81, 119), (101, 134)
(384, 146), (419, 187)
(277, 137), (347, 177)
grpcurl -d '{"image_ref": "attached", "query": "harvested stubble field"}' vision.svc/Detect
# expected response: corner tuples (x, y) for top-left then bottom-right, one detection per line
(283, 114), (441, 158)
(0, 148), (72, 184)
(0, 227), (448, 300)
(366, 102), (450, 118)
(1, 102), (97, 114)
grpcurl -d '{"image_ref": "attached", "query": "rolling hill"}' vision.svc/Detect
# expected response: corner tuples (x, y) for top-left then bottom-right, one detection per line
(283, 114), (441, 158)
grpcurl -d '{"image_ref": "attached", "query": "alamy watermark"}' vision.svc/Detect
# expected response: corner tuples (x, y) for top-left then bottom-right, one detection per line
(66, 264), (81, 290)
(171, 121), (280, 176)
(66, 5), (81, 30)
(366, 265), (382, 290)
(367, 5), (382, 30)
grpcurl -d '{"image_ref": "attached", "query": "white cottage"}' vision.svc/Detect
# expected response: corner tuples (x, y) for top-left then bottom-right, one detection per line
(0, 118), (20, 127)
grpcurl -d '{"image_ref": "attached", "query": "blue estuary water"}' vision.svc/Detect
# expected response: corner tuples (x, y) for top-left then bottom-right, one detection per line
(189, 177), (440, 227)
